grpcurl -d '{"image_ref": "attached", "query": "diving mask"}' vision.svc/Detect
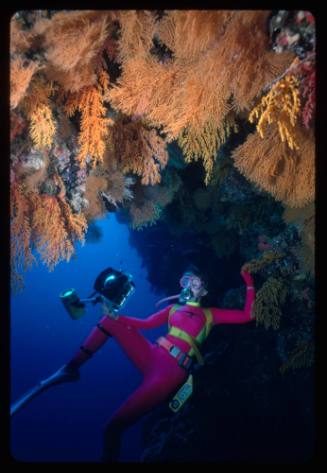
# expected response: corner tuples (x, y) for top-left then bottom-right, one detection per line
(179, 274), (203, 290)
(154, 274), (205, 307)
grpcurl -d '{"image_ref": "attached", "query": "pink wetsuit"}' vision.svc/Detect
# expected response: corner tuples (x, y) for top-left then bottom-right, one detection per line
(68, 271), (255, 460)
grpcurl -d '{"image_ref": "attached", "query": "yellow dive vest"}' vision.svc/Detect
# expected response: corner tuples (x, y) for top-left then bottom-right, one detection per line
(167, 303), (213, 365)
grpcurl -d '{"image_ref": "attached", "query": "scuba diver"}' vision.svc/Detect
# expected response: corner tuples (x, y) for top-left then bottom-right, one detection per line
(11, 264), (256, 462)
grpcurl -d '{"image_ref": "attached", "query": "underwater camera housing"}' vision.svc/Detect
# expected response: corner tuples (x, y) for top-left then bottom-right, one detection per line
(60, 288), (87, 320)
(60, 267), (135, 320)
(94, 267), (135, 315)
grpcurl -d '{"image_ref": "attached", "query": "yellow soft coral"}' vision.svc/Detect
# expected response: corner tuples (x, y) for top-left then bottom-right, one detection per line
(253, 277), (287, 330)
(30, 103), (56, 148)
(280, 340), (314, 375)
(283, 202), (315, 275)
(249, 74), (301, 150)
(241, 251), (286, 274)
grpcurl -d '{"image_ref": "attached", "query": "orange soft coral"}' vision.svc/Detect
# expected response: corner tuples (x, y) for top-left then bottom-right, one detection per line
(31, 193), (87, 270)
(84, 174), (109, 220)
(10, 181), (36, 281)
(32, 10), (115, 93)
(129, 199), (162, 230)
(41, 11), (109, 72)
(65, 70), (112, 167)
(155, 10), (233, 62)
(20, 76), (57, 149)
(110, 11), (293, 136)
(10, 57), (40, 110)
(108, 119), (168, 185)
(178, 114), (238, 185)
(10, 111), (26, 141)
(10, 15), (35, 55)
(109, 10), (293, 186)
(232, 123), (314, 208)
(116, 10), (156, 62)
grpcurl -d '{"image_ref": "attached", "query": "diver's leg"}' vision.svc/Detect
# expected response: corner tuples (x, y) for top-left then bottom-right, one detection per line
(101, 347), (187, 462)
(101, 373), (181, 462)
(98, 316), (153, 375)
(66, 314), (153, 376)
(66, 316), (113, 370)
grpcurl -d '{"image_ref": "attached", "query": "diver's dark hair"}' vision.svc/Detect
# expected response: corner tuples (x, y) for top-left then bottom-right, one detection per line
(184, 264), (202, 276)
(182, 261), (221, 307)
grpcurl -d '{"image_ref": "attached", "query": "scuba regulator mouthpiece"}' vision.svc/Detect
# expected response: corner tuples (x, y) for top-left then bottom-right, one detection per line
(178, 287), (193, 304)
(60, 267), (135, 320)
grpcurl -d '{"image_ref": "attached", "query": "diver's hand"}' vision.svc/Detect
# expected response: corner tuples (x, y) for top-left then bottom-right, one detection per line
(106, 311), (119, 320)
(102, 302), (119, 320)
(240, 268), (254, 287)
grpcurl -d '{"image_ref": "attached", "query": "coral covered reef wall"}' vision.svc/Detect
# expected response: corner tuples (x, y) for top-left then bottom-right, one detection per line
(10, 10), (315, 462)
(10, 10), (315, 285)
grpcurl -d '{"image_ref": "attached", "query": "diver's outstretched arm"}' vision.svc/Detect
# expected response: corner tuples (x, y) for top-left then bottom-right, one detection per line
(116, 304), (171, 330)
(211, 270), (256, 324)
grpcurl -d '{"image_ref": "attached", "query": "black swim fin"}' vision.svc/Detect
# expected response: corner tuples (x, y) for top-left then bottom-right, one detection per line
(10, 365), (80, 417)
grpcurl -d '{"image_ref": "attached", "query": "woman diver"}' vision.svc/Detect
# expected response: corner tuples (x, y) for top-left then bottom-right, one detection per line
(12, 264), (256, 462)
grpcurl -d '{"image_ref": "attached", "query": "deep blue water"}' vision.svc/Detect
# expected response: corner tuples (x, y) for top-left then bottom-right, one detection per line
(10, 213), (168, 462)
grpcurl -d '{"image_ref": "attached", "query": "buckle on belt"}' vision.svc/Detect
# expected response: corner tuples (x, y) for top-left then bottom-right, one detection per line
(178, 353), (193, 370)
(169, 346), (181, 358)
(157, 337), (193, 371)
